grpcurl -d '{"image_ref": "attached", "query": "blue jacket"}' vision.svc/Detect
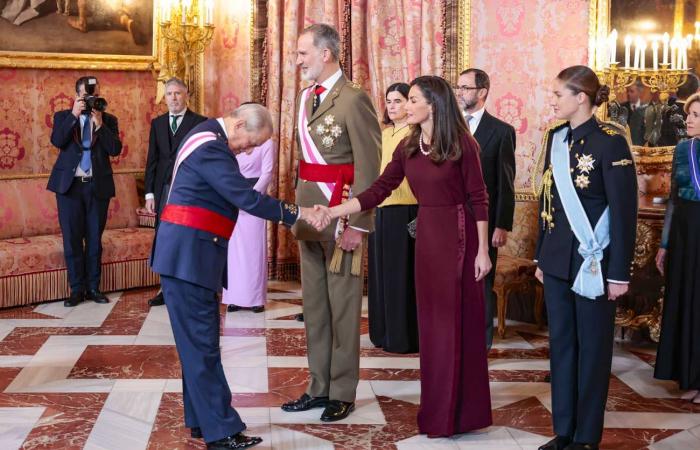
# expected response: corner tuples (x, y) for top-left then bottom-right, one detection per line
(47, 109), (122, 199)
(151, 119), (298, 291)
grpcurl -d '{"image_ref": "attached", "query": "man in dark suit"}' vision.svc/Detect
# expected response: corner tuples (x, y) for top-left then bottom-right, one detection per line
(48, 76), (122, 307)
(151, 104), (328, 449)
(619, 80), (646, 145)
(457, 68), (516, 350)
(144, 77), (206, 307)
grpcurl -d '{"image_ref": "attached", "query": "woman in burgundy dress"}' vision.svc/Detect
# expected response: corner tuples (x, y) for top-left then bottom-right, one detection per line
(323, 75), (492, 436)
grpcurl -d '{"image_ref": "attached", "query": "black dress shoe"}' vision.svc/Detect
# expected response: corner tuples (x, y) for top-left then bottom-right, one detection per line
(86, 289), (109, 304)
(281, 393), (329, 412)
(539, 436), (572, 450)
(64, 291), (84, 307)
(148, 292), (164, 307)
(190, 427), (202, 439)
(251, 306), (264, 313)
(227, 304), (242, 312)
(320, 400), (355, 422)
(207, 433), (262, 449)
(295, 313), (304, 322)
(564, 444), (598, 450)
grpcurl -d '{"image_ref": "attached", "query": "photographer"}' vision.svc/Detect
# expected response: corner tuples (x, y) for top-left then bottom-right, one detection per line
(47, 76), (122, 307)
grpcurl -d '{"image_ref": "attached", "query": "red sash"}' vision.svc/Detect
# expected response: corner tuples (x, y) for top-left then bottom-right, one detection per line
(299, 160), (354, 207)
(161, 205), (236, 239)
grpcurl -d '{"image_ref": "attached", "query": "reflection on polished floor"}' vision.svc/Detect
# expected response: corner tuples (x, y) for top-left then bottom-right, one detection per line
(0, 282), (697, 449)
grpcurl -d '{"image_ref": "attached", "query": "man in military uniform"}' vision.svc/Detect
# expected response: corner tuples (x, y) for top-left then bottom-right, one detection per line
(151, 104), (328, 450)
(534, 107), (638, 449)
(281, 23), (380, 422)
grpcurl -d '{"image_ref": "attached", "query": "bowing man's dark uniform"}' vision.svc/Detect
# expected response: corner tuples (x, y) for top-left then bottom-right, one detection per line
(150, 119), (299, 444)
(47, 109), (122, 295)
(534, 117), (638, 445)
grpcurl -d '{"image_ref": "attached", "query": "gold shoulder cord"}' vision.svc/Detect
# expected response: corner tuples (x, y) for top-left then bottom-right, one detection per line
(533, 127), (556, 232)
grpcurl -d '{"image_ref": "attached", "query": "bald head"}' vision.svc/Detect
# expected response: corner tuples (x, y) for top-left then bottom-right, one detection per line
(224, 103), (273, 153)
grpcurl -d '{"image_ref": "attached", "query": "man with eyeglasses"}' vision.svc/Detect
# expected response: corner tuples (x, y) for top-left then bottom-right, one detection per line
(456, 68), (516, 350)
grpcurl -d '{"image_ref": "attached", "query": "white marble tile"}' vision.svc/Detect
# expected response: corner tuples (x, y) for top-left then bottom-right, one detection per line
(223, 367), (269, 393)
(269, 381), (385, 425)
(648, 429), (700, 449)
(0, 324), (15, 342)
(269, 425), (334, 450)
(0, 407), (46, 450)
(451, 426), (520, 447)
(220, 336), (267, 360)
(84, 390), (162, 450)
(0, 355), (32, 368)
(163, 379), (182, 393)
(266, 293), (302, 300)
(223, 313), (266, 329)
(264, 302), (302, 320)
(33, 300), (74, 318)
(604, 411), (700, 429)
(238, 407), (271, 425)
(136, 307), (173, 343)
(689, 423), (700, 440)
(487, 359), (550, 371)
(112, 379), (167, 392)
(267, 357), (309, 368)
(59, 299), (118, 327)
(612, 350), (679, 399)
(491, 332), (535, 350)
(506, 426), (551, 446)
(360, 357), (420, 369)
(18, 379), (115, 393)
(369, 380), (421, 405)
(396, 434), (460, 449)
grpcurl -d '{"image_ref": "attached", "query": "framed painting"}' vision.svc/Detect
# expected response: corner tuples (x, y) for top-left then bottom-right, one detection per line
(0, 0), (158, 70)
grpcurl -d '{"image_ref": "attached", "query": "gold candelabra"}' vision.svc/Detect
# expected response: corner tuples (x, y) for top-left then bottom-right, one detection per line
(638, 63), (689, 102)
(595, 63), (639, 103)
(156, 0), (215, 112)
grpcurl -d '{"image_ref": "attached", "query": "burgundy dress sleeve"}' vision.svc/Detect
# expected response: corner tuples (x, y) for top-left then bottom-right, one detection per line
(355, 145), (407, 211)
(461, 134), (489, 221)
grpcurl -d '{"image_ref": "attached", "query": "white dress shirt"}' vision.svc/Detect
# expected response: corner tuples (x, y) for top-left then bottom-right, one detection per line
(464, 106), (486, 135)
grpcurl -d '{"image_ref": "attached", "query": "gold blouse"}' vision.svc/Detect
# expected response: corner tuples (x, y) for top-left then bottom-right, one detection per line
(379, 125), (417, 207)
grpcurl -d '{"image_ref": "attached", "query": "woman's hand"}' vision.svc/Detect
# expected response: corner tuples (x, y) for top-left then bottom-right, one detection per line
(607, 282), (629, 301)
(655, 248), (666, 276)
(474, 249), (492, 282)
(535, 268), (544, 284)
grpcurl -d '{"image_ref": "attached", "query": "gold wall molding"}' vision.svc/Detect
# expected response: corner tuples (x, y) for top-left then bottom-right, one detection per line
(0, 169), (144, 181)
(442, 0), (471, 85)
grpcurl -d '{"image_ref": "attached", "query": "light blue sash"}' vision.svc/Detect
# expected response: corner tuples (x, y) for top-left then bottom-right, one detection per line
(550, 128), (610, 299)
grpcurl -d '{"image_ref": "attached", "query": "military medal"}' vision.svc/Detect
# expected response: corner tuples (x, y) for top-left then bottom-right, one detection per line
(575, 174), (590, 189)
(576, 153), (595, 173)
(315, 115), (342, 148)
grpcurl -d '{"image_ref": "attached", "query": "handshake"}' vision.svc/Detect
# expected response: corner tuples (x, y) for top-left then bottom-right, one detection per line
(299, 205), (334, 231)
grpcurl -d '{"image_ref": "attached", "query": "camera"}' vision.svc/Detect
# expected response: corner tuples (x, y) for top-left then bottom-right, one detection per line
(83, 78), (108, 113)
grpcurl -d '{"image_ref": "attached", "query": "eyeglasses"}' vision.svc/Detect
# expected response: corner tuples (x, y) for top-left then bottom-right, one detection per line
(455, 85), (482, 91)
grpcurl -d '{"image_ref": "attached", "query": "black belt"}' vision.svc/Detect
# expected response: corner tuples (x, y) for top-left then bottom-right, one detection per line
(76, 176), (92, 182)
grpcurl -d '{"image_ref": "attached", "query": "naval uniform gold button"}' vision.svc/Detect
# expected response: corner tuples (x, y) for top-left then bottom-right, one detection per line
(213, 237), (218, 242)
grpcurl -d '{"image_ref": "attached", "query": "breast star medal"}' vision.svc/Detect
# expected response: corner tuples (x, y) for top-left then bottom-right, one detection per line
(576, 153), (595, 173)
(315, 115), (342, 148)
(575, 173), (590, 189)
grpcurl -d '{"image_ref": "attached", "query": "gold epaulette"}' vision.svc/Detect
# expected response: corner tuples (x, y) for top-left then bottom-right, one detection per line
(597, 119), (632, 146)
(348, 81), (363, 90)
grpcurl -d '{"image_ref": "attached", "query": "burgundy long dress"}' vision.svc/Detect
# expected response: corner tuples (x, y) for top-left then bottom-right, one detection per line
(356, 133), (492, 436)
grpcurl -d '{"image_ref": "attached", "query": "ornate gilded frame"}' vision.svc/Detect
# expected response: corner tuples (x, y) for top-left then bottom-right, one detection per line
(443, 0), (471, 85)
(588, 0), (674, 173)
(0, 2), (159, 71)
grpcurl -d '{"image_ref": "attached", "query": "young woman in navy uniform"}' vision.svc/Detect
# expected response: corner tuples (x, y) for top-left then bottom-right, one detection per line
(534, 66), (638, 450)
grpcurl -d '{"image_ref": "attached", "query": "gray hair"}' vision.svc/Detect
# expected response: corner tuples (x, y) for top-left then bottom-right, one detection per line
(230, 103), (273, 133)
(164, 77), (188, 92)
(301, 23), (340, 62)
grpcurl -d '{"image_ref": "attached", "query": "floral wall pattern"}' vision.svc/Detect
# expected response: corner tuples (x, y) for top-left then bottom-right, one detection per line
(470, 0), (591, 190)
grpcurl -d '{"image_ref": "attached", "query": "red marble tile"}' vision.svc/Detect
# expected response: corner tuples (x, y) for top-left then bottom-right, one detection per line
(600, 428), (683, 449)
(0, 393), (107, 449)
(265, 328), (307, 357)
(232, 368), (309, 407)
(629, 350), (657, 368)
(68, 345), (180, 379)
(487, 347), (550, 359)
(359, 369), (421, 381)
(493, 396), (553, 437)
(0, 367), (22, 391)
(489, 370), (550, 382)
(148, 392), (205, 450)
(606, 375), (700, 413)
(0, 305), (59, 320)
(517, 331), (550, 348)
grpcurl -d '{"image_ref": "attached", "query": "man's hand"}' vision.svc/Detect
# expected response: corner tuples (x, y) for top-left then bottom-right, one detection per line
(72, 96), (86, 118)
(300, 206), (330, 231)
(145, 198), (155, 214)
(91, 110), (103, 129)
(607, 282), (629, 301)
(339, 227), (363, 252)
(492, 227), (508, 248)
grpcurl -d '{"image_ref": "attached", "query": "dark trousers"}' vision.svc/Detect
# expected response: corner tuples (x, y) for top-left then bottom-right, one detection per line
(56, 178), (109, 294)
(161, 275), (245, 443)
(544, 273), (616, 444)
(484, 245), (497, 350)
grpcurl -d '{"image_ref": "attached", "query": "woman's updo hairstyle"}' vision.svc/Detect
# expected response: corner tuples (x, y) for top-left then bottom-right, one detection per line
(557, 65), (609, 107)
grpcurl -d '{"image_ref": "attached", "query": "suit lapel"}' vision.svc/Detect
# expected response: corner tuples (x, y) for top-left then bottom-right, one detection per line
(176, 110), (194, 139)
(309, 75), (346, 124)
(474, 111), (496, 153)
(303, 87), (314, 123)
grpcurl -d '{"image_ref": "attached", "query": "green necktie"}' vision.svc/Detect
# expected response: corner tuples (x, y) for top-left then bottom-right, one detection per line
(171, 115), (180, 134)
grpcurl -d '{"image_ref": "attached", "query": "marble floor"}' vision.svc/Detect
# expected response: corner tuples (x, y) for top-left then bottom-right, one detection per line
(0, 283), (697, 449)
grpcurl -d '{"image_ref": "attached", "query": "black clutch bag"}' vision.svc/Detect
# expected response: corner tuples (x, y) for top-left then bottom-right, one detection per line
(407, 218), (417, 239)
